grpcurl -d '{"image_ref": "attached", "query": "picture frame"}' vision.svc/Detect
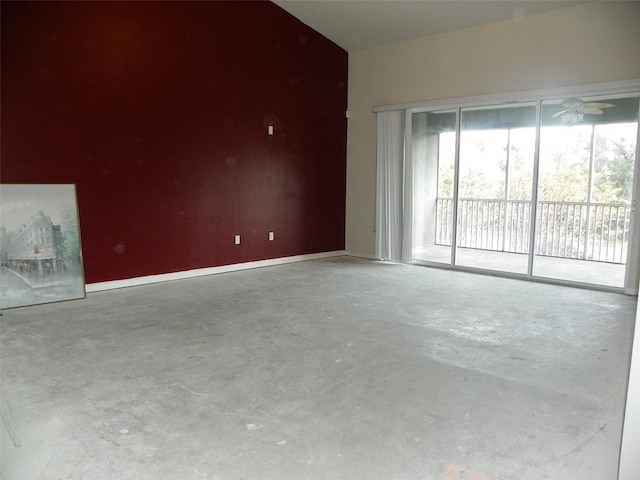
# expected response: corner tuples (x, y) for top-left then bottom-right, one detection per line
(0, 184), (86, 309)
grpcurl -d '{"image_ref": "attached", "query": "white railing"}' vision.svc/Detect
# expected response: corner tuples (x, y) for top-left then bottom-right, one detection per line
(436, 198), (631, 264)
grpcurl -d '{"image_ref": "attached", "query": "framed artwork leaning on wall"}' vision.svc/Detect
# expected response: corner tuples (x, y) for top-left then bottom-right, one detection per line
(0, 184), (85, 309)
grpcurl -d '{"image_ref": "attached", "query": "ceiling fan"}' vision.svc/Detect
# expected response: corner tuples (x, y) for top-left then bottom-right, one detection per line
(552, 97), (615, 123)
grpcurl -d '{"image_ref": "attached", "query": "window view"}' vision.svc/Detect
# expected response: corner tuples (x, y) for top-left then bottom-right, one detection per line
(412, 110), (456, 264)
(533, 95), (639, 286)
(456, 104), (536, 273)
(412, 92), (639, 289)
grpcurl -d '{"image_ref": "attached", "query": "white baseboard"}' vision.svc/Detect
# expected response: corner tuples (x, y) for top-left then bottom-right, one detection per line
(86, 250), (347, 293)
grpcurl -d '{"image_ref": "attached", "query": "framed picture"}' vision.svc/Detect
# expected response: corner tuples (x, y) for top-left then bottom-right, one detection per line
(0, 184), (85, 309)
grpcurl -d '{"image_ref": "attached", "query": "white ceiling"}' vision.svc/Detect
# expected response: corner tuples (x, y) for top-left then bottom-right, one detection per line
(272, 0), (586, 51)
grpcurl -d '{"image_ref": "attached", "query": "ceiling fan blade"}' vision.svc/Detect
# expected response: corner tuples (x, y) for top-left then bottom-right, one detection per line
(583, 102), (615, 109)
(552, 109), (570, 118)
(561, 98), (583, 108)
(580, 106), (605, 115)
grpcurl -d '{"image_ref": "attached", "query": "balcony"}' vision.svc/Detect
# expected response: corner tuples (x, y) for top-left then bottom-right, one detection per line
(436, 197), (631, 262)
(416, 198), (631, 287)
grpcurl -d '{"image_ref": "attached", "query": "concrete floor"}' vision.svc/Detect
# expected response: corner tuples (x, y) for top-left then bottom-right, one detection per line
(1, 256), (637, 480)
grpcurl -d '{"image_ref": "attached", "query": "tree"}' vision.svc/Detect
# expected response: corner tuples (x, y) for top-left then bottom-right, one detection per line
(537, 126), (591, 202)
(593, 130), (636, 203)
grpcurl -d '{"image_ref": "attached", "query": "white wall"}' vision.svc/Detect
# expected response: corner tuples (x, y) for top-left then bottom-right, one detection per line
(346, 1), (640, 257)
(619, 280), (640, 479)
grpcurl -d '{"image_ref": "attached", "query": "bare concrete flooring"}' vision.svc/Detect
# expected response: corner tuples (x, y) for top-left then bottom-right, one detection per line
(1, 256), (637, 480)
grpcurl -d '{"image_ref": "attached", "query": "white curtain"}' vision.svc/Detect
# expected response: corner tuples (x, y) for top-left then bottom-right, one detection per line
(375, 110), (412, 262)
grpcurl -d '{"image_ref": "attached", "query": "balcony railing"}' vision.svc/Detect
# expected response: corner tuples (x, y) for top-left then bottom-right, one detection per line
(436, 198), (631, 264)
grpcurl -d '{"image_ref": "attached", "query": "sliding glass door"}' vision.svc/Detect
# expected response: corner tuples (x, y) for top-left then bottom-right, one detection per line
(411, 91), (639, 290)
(455, 104), (536, 274)
(533, 94), (639, 287)
(412, 110), (456, 264)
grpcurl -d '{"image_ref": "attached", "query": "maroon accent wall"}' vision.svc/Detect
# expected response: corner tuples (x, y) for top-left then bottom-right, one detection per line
(1, 1), (348, 283)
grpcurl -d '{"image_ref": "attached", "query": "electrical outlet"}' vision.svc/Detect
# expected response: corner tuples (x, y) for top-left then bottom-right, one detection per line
(269, 231), (274, 241)
(234, 234), (241, 245)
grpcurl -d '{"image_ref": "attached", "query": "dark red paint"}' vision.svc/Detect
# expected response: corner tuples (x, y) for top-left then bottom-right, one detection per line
(1, 1), (348, 283)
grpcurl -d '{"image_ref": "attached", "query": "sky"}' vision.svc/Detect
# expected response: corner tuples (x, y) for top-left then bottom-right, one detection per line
(0, 184), (79, 232)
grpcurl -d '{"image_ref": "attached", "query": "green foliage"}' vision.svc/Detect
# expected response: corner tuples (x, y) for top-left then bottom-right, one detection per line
(436, 123), (636, 205)
(593, 133), (635, 203)
(506, 141), (534, 200)
(530, 124), (634, 204)
(537, 126), (591, 202)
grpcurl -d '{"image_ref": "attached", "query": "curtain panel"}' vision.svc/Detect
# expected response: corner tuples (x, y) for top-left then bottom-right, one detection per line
(375, 110), (411, 262)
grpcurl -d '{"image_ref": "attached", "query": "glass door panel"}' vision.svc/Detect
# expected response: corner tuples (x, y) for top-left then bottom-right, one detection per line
(533, 94), (639, 287)
(412, 110), (456, 264)
(455, 104), (536, 274)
